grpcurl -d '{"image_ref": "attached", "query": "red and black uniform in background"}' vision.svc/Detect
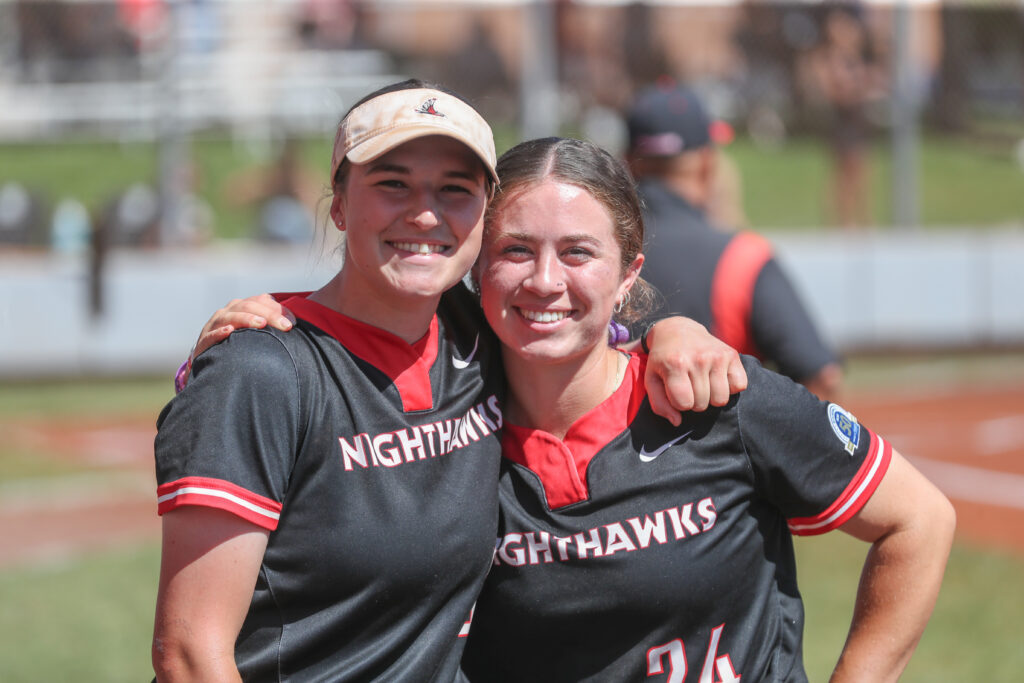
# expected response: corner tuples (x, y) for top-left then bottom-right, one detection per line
(637, 178), (838, 384)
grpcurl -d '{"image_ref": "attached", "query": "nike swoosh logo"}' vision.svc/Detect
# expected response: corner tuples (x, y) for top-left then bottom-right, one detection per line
(452, 334), (479, 369)
(638, 430), (694, 463)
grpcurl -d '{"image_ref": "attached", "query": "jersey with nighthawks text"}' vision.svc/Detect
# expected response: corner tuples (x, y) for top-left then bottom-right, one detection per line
(461, 353), (890, 683)
(155, 285), (504, 682)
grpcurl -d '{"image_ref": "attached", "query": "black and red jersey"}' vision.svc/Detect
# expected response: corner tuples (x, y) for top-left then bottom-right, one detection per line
(461, 353), (889, 682)
(155, 285), (504, 682)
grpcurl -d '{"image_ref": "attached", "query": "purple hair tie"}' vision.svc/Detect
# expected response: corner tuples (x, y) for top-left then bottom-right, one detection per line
(607, 320), (630, 346)
(173, 357), (191, 394)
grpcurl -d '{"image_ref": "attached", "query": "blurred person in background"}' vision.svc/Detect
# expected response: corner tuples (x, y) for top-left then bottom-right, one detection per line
(705, 119), (750, 231)
(0, 182), (49, 249)
(296, 0), (357, 50)
(221, 136), (320, 244)
(809, 3), (884, 229)
(625, 80), (844, 401)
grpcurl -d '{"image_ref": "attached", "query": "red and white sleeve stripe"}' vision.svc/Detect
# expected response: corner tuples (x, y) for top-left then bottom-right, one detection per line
(787, 431), (892, 537)
(157, 476), (283, 531)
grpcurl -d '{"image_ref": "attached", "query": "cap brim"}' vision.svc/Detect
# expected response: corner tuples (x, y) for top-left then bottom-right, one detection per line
(346, 123), (499, 185)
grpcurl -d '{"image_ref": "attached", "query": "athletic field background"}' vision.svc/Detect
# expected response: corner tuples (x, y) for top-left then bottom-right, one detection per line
(2, 351), (1024, 682)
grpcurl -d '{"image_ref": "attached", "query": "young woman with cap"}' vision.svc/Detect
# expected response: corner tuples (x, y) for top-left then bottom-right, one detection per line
(456, 137), (953, 682)
(152, 81), (745, 682)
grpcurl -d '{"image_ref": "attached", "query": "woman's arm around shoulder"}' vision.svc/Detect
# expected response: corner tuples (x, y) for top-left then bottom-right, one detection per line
(152, 506), (270, 682)
(174, 294), (298, 393)
(193, 294), (297, 359)
(639, 317), (748, 424)
(832, 448), (956, 682)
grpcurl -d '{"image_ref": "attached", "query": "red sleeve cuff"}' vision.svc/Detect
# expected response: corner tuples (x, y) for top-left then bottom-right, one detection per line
(157, 476), (282, 530)
(787, 431), (892, 536)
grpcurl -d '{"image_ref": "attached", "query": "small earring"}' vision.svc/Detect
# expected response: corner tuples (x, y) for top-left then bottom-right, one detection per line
(613, 290), (631, 315)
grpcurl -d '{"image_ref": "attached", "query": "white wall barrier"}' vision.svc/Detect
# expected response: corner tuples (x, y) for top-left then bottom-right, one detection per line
(771, 229), (1024, 351)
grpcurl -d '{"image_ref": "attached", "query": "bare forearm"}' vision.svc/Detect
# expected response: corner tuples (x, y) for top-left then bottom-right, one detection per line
(153, 508), (269, 683)
(153, 638), (242, 683)
(831, 501), (955, 681)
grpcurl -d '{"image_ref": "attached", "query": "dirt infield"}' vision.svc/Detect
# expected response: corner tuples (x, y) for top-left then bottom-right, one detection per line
(844, 383), (1024, 554)
(2, 378), (1023, 568)
(0, 416), (159, 568)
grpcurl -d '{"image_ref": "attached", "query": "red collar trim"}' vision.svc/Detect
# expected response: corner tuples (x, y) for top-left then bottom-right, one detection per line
(281, 295), (438, 412)
(502, 353), (648, 509)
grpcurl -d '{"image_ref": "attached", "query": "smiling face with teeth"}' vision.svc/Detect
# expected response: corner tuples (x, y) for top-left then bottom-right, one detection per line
(477, 179), (643, 367)
(329, 135), (488, 323)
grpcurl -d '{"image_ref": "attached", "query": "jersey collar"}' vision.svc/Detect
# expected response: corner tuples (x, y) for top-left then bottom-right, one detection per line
(282, 295), (439, 412)
(501, 353), (648, 509)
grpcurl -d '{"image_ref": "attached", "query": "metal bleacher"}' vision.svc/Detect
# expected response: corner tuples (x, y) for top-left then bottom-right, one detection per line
(0, 1), (401, 142)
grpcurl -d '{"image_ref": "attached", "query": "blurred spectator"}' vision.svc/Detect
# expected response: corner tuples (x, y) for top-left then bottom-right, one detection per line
(117, 0), (168, 50)
(447, 20), (512, 110)
(296, 0), (357, 50)
(0, 182), (49, 248)
(733, 2), (818, 145)
(222, 137), (320, 244)
(94, 160), (211, 249)
(97, 181), (161, 247)
(809, 4), (884, 229)
(50, 197), (92, 253)
(174, 161), (215, 246)
(179, 0), (223, 55)
(17, 0), (137, 81)
(705, 120), (750, 231)
(554, 0), (631, 117)
(621, 2), (672, 93)
(625, 81), (843, 401)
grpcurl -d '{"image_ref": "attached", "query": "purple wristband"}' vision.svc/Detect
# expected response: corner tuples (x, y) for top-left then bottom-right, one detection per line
(173, 357), (191, 394)
(607, 320), (630, 346)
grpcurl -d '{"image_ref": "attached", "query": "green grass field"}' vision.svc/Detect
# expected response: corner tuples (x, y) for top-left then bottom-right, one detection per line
(729, 133), (1024, 230)
(798, 533), (1024, 682)
(0, 543), (160, 682)
(2, 128), (1021, 240)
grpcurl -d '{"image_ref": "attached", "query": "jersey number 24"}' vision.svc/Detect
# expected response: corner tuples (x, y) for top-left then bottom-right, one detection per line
(646, 624), (741, 683)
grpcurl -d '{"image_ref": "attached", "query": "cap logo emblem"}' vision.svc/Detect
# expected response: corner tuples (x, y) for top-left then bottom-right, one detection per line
(415, 98), (445, 118)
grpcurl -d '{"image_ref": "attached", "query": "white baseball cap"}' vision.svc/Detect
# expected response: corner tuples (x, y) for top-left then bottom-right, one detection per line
(330, 88), (498, 185)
